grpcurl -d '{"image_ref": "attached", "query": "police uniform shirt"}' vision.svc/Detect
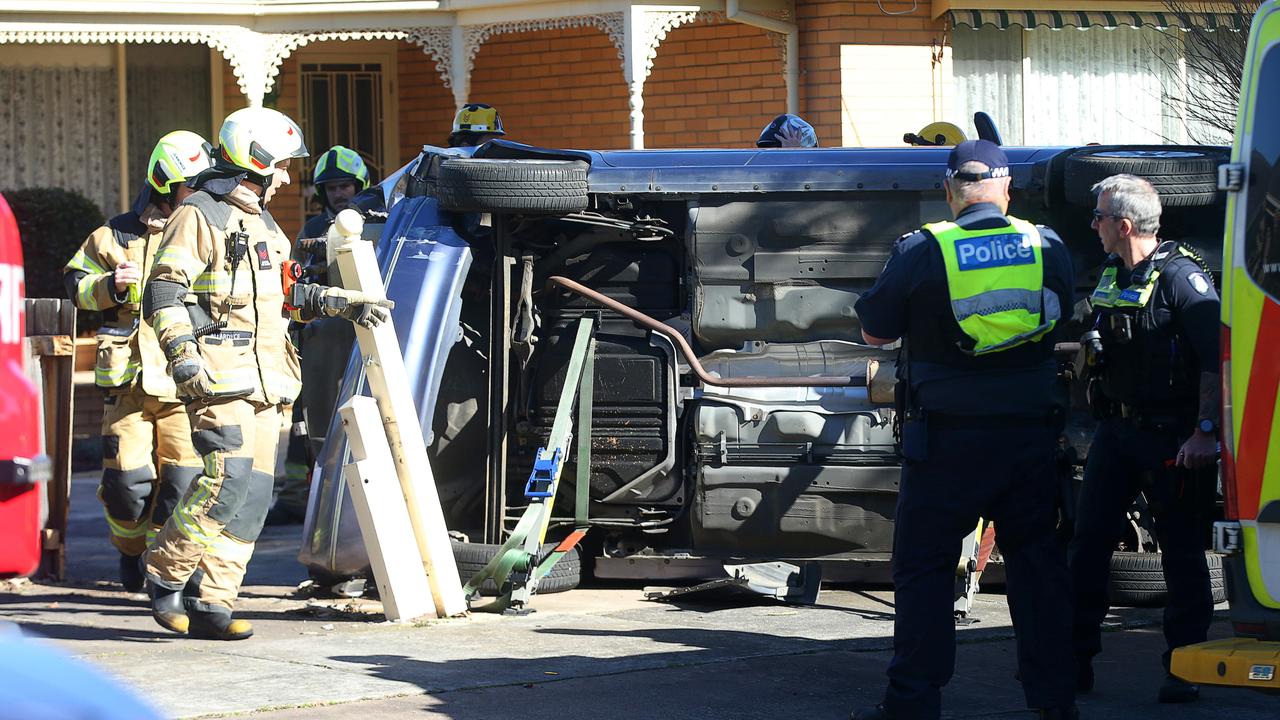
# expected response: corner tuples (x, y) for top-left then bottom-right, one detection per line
(1102, 246), (1219, 408)
(854, 201), (1075, 416)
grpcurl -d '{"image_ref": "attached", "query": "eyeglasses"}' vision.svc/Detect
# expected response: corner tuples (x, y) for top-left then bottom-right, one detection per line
(1092, 209), (1123, 222)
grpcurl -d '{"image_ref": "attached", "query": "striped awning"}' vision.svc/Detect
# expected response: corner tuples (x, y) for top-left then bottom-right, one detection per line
(948, 9), (1250, 31)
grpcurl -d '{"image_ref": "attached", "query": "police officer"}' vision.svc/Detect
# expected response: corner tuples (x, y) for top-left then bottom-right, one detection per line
(141, 107), (392, 640)
(851, 140), (1077, 720)
(63, 131), (213, 592)
(266, 146), (373, 526)
(1070, 174), (1219, 704)
(756, 113), (819, 148)
(447, 103), (505, 147)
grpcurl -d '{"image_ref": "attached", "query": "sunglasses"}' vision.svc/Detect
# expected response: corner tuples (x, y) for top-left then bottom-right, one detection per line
(1092, 209), (1124, 222)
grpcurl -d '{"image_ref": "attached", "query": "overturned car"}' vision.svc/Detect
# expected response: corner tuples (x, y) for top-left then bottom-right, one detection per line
(299, 139), (1227, 590)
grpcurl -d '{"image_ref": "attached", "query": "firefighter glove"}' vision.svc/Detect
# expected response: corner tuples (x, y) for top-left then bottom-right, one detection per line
(166, 342), (216, 399)
(290, 284), (395, 328)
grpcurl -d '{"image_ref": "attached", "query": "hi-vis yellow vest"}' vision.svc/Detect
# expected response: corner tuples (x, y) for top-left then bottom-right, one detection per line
(925, 216), (1060, 355)
(1090, 242), (1204, 309)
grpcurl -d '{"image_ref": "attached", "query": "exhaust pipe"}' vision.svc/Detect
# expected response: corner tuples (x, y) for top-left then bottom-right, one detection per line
(546, 275), (865, 388)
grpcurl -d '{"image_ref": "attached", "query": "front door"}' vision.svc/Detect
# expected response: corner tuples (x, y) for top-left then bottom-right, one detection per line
(296, 42), (399, 223)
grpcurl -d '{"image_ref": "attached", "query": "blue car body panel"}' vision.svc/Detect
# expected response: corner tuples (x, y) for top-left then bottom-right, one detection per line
(298, 195), (472, 576)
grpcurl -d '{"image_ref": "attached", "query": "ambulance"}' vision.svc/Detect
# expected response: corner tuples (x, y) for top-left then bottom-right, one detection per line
(1171, 0), (1280, 691)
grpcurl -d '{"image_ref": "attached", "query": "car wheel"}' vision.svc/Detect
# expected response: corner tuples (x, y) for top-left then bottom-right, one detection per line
(451, 540), (582, 596)
(1107, 550), (1225, 607)
(437, 158), (589, 214)
(1063, 147), (1226, 208)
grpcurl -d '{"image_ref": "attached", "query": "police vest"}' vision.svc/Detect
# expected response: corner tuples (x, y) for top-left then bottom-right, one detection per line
(1090, 241), (1206, 310)
(1089, 240), (1212, 411)
(925, 216), (1060, 356)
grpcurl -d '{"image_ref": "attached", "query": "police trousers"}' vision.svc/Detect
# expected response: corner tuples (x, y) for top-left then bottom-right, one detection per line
(99, 387), (201, 556)
(885, 421), (1075, 719)
(1069, 418), (1214, 670)
(144, 398), (282, 611)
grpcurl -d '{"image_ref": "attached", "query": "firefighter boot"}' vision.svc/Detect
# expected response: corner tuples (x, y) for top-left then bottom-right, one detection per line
(187, 605), (254, 641)
(119, 552), (145, 593)
(150, 584), (188, 634)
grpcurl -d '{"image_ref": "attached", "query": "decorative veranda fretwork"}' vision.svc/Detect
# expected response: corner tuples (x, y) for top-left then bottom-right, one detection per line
(634, 10), (709, 84)
(460, 14), (627, 79)
(404, 26), (452, 89)
(0, 26), (420, 106)
(0, 9), (780, 146)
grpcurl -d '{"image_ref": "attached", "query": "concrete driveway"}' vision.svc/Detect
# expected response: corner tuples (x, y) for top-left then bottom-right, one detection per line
(2, 474), (1274, 719)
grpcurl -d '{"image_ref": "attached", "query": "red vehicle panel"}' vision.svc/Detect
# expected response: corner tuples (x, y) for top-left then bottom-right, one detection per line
(0, 193), (44, 578)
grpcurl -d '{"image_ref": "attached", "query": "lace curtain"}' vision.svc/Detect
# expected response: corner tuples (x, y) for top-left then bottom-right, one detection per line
(126, 44), (212, 186)
(954, 27), (1211, 146)
(0, 65), (121, 215)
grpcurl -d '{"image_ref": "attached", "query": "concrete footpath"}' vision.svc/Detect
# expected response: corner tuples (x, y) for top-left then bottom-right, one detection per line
(2, 474), (1276, 719)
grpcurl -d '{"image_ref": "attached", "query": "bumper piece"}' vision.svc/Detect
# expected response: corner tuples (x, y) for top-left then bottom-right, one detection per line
(1171, 638), (1280, 689)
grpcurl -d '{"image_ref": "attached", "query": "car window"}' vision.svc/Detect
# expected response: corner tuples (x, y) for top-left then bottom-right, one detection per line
(1245, 45), (1280, 301)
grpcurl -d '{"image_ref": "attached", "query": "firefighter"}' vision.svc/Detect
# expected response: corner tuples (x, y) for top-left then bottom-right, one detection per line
(447, 103), (505, 147)
(850, 141), (1077, 720)
(267, 146), (372, 526)
(63, 131), (213, 592)
(141, 107), (392, 640)
(755, 113), (819, 148)
(1070, 174), (1219, 703)
(298, 145), (370, 241)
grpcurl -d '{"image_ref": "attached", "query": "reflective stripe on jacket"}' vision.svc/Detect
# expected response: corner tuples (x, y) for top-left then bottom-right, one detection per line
(63, 220), (177, 398)
(1090, 242), (1205, 309)
(146, 189), (302, 405)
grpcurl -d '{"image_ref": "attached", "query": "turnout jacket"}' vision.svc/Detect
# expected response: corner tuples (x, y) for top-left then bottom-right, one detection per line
(63, 209), (177, 399)
(144, 186), (302, 405)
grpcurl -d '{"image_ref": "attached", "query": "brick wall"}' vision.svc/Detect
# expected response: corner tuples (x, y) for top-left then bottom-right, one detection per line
(467, 25), (631, 150)
(397, 41), (455, 163)
(645, 17), (786, 148)
(797, 0), (948, 147)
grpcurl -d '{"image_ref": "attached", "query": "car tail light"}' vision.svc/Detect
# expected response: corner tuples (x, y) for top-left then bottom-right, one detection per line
(1220, 324), (1238, 520)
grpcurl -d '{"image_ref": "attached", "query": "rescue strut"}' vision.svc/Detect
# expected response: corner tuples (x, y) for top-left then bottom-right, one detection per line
(464, 314), (598, 614)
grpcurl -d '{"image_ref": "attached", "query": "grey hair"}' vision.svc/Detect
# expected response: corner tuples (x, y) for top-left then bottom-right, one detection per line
(946, 161), (1009, 204)
(1091, 174), (1161, 236)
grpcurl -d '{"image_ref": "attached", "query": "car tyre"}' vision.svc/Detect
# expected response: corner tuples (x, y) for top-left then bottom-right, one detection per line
(437, 158), (589, 214)
(1107, 550), (1225, 607)
(452, 539), (582, 596)
(1063, 147), (1226, 208)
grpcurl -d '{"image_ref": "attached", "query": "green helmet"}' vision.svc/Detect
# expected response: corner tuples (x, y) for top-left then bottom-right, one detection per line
(146, 130), (213, 196)
(312, 145), (371, 202)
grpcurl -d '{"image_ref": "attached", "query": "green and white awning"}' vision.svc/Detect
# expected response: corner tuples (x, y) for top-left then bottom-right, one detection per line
(948, 9), (1251, 31)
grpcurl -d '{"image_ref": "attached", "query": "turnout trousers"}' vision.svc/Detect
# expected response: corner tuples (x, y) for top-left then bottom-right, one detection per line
(143, 398), (283, 611)
(884, 421), (1075, 719)
(1069, 418), (1213, 670)
(99, 388), (201, 556)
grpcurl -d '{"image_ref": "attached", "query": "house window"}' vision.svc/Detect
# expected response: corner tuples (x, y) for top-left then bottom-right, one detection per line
(952, 25), (1228, 146)
(840, 44), (953, 147)
(299, 62), (385, 218)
